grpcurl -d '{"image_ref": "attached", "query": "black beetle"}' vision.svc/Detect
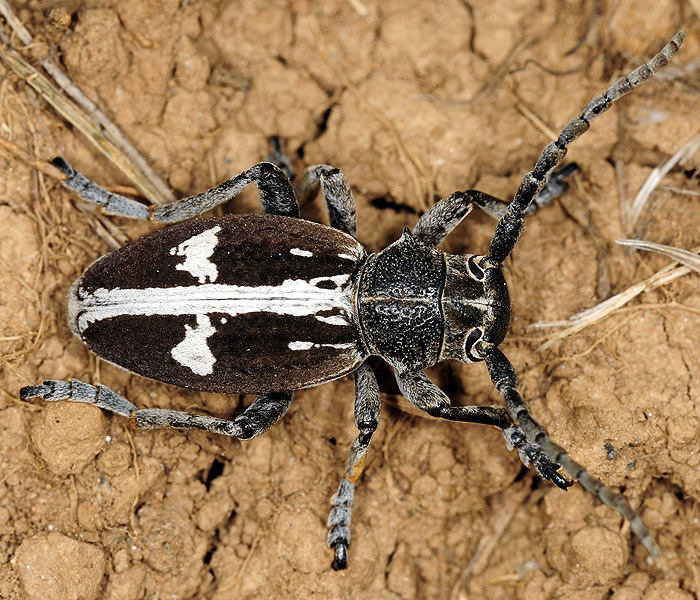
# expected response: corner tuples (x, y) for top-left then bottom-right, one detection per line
(21, 32), (685, 569)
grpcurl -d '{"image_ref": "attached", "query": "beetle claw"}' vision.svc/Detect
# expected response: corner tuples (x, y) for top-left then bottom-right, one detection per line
(534, 455), (573, 491)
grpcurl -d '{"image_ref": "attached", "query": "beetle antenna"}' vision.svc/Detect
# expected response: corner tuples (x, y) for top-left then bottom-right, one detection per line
(487, 32), (685, 265)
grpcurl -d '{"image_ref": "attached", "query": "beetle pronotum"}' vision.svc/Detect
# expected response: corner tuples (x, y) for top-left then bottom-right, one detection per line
(21, 32), (685, 569)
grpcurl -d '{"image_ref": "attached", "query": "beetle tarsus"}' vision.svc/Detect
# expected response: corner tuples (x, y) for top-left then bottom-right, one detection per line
(21, 378), (138, 417)
(327, 478), (354, 569)
(526, 162), (580, 214)
(486, 347), (660, 555)
(50, 156), (75, 178)
(534, 456), (573, 491)
(331, 542), (348, 571)
(503, 425), (571, 490)
(471, 163), (579, 221)
(19, 383), (53, 399)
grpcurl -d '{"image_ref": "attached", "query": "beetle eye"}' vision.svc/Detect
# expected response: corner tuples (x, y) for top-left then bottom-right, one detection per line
(464, 328), (483, 362)
(467, 256), (485, 280)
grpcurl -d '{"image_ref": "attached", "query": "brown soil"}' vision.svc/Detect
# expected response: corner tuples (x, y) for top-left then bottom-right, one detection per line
(1, 1), (699, 599)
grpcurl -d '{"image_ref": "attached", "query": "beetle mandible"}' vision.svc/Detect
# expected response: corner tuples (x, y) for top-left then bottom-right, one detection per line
(20, 32), (685, 569)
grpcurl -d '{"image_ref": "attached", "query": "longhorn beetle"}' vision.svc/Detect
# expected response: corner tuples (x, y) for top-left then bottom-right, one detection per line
(21, 33), (685, 569)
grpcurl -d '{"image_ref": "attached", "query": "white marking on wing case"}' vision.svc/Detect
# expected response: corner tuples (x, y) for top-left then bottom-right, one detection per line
(170, 225), (221, 283)
(290, 248), (313, 257)
(75, 273), (353, 330)
(170, 314), (217, 375)
(288, 341), (355, 351)
(74, 273), (357, 376)
(288, 341), (314, 351)
(315, 314), (348, 326)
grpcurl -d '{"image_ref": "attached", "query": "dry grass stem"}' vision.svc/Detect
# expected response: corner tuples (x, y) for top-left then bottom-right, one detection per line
(659, 185), (700, 198)
(616, 239), (700, 274)
(623, 131), (700, 235)
(0, 3), (174, 203)
(510, 89), (559, 141)
(0, 132), (67, 179)
(531, 256), (695, 352)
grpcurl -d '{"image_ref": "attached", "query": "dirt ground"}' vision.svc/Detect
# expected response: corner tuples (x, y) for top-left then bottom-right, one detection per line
(1, 1), (699, 599)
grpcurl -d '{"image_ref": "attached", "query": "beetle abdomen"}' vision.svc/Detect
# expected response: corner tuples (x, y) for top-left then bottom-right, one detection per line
(69, 214), (367, 393)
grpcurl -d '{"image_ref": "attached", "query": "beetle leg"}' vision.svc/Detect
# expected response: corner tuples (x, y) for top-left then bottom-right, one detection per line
(20, 378), (293, 439)
(347, 363), (381, 482)
(133, 390), (293, 439)
(295, 165), (357, 238)
(502, 426), (571, 491)
(393, 369), (569, 487)
(394, 369), (511, 427)
(412, 164), (577, 246)
(51, 158), (300, 223)
(484, 346), (660, 558)
(473, 163), (578, 221)
(20, 379), (137, 416)
(412, 191), (474, 246)
(328, 362), (380, 570)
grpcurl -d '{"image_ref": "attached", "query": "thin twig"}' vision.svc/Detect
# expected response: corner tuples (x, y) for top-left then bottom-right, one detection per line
(307, 13), (433, 212)
(346, 0), (368, 16)
(218, 529), (263, 592)
(509, 88), (559, 141)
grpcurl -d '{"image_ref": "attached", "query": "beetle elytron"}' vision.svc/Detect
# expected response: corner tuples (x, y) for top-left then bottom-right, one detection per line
(21, 33), (685, 569)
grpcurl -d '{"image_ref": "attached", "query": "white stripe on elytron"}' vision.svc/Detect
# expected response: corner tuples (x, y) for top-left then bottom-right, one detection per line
(288, 341), (355, 351)
(290, 248), (313, 257)
(75, 273), (353, 333)
(314, 314), (348, 326)
(169, 225), (221, 284)
(170, 314), (216, 375)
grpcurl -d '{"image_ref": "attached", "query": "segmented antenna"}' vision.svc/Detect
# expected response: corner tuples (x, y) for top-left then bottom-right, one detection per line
(488, 32), (686, 265)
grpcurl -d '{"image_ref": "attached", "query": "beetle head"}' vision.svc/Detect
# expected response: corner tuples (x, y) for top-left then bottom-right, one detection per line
(440, 254), (510, 363)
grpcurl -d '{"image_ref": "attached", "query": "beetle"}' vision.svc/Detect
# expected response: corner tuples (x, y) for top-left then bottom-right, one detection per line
(20, 33), (685, 569)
